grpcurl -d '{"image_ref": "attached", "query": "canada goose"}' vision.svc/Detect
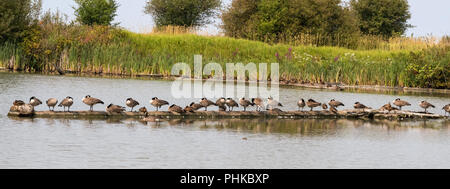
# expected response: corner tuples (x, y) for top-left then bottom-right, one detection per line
(251, 98), (264, 111)
(13, 100), (25, 106)
(239, 98), (254, 112)
(199, 98), (216, 111)
(139, 107), (148, 113)
(58, 96), (74, 112)
(82, 95), (104, 111)
(226, 98), (239, 111)
(419, 101), (435, 113)
(328, 99), (344, 108)
(266, 97), (283, 110)
(184, 106), (195, 113)
(168, 104), (184, 114)
(322, 103), (328, 110)
(297, 99), (306, 111)
(392, 98), (411, 110)
(354, 102), (368, 111)
(330, 106), (338, 114)
(29, 96), (42, 107)
(150, 97), (169, 111)
(106, 104), (126, 113)
(126, 98), (140, 112)
(46, 98), (58, 111)
(190, 102), (204, 111)
(306, 99), (321, 111)
(443, 104), (450, 116)
(381, 103), (398, 113)
(216, 97), (227, 111)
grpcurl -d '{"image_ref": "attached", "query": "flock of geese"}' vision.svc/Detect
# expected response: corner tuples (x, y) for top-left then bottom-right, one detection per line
(12, 95), (450, 116)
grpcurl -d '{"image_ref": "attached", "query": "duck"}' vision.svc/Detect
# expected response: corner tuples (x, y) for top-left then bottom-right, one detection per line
(226, 98), (239, 111)
(184, 106), (195, 113)
(443, 104), (450, 116)
(216, 97), (227, 111)
(150, 97), (169, 111)
(126, 98), (140, 112)
(306, 99), (321, 111)
(190, 102), (204, 111)
(419, 101), (435, 113)
(82, 95), (104, 111)
(322, 103), (328, 110)
(29, 96), (42, 107)
(392, 98), (411, 110)
(239, 98), (254, 112)
(354, 102), (369, 111)
(199, 98), (216, 111)
(58, 96), (74, 112)
(46, 98), (58, 111)
(266, 97), (283, 110)
(297, 99), (306, 111)
(168, 104), (184, 114)
(106, 104), (126, 113)
(251, 98), (264, 112)
(13, 100), (25, 106)
(328, 99), (344, 109)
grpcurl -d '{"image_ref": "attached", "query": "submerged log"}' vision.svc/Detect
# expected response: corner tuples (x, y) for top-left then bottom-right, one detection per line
(7, 109), (446, 121)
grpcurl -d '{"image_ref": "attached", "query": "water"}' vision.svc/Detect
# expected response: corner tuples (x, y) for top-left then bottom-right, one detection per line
(0, 72), (449, 168)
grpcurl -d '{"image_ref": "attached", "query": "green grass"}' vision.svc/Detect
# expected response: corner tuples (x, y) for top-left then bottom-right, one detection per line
(1, 27), (449, 89)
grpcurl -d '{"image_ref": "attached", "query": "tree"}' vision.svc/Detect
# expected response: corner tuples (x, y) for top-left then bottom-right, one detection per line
(144, 0), (222, 27)
(350, 0), (411, 37)
(74, 0), (119, 26)
(0, 0), (41, 43)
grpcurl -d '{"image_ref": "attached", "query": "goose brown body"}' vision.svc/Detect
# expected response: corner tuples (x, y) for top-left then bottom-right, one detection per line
(239, 98), (254, 111)
(29, 97), (42, 107)
(169, 104), (184, 114)
(354, 102), (368, 110)
(443, 104), (450, 115)
(328, 99), (344, 108)
(419, 101), (435, 113)
(392, 98), (411, 110)
(82, 95), (104, 111)
(46, 98), (58, 111)
(251, 98), (264, 111)
(106, 104), (126, 113)
(190, 102), (203, 111)
(306, 99), (321, 111)
(58, 97), (74, 112)
(200, 98), (216, 111)
(226, 98), (239, 111)
(150, 97), (169, 111)
(126, 98), (140, 112)
(13, 100), (25, 106)
(297, 99), (306, 111)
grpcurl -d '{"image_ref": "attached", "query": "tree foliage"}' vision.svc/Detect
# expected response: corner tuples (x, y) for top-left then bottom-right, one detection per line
(0, 0), (41, 43)
(144, 0), (222, 27)
(350, 0), (411, 37)
(221, 0), (359, 46)
(74, 0), (119, 26)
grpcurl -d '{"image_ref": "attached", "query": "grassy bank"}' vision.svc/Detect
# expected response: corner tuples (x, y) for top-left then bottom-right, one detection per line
(0, 25), (449, 89)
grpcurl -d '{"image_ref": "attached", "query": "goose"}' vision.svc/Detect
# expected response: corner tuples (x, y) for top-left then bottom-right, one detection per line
(29, 96), (42, 107)
(354, 102), (369, 111)
(106, 104), (126, 113)
(381, 103), (398, 113)
(13, 100), (25, 106)
(58, 96), (74, 112)
(199, 98), (216, 111)
(46, 98), (58, 111)
(239, 98), (254, 112)
(328, 99), (344, 109)
(306, 99), (321, 111)
(297, 99), (306, 111)
(126, 98), (140, 112)
(266, 97), (283, 110)
(322, 103), (328, 110)
(184, 106), (195, 113)
(226, 98), (239, 111)
(392, 98), (411, 110)
(419, 101), (435, 113)
(168, 104), (184, 114)
(190, 102), (204, 111)
(139, 107), (148, 113)
(150, 97), (169, 111)
(216, 97), (227, 111)
(251, 98), (264, 112)
(443, 104), (450, 116)
(330, 106), (338, 114)
(82, 95), (104, 111)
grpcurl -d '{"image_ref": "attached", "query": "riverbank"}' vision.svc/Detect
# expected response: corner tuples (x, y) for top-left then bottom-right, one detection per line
(1, 26), (448, 89)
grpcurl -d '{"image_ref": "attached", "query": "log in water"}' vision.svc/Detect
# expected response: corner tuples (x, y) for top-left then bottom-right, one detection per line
(7, 109), (446, 121)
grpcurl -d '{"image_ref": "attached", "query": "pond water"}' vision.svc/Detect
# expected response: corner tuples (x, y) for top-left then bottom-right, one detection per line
(0, 72), (449, 168)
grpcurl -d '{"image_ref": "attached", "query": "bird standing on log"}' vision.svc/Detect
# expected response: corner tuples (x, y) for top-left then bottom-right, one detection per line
(46, 98), (58, 111)
(150, 97), (169, 111)
(126, 98), (140, 112)
(306, 99), (321, 111)
(58, 97), (74, 112)
(297, 99), (306, 111)
(29, 96), (42, 107)
(392, 98), (411, 110)
(419, 101), (435, 113)
(82, 95), (104, 111)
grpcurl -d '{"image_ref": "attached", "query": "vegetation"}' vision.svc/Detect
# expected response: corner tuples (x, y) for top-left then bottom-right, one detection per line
(351, 0), (411, 37)
(144, 0), (221, 27)
(74, 0), (119, 26)
(0, 0), (41, 43)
